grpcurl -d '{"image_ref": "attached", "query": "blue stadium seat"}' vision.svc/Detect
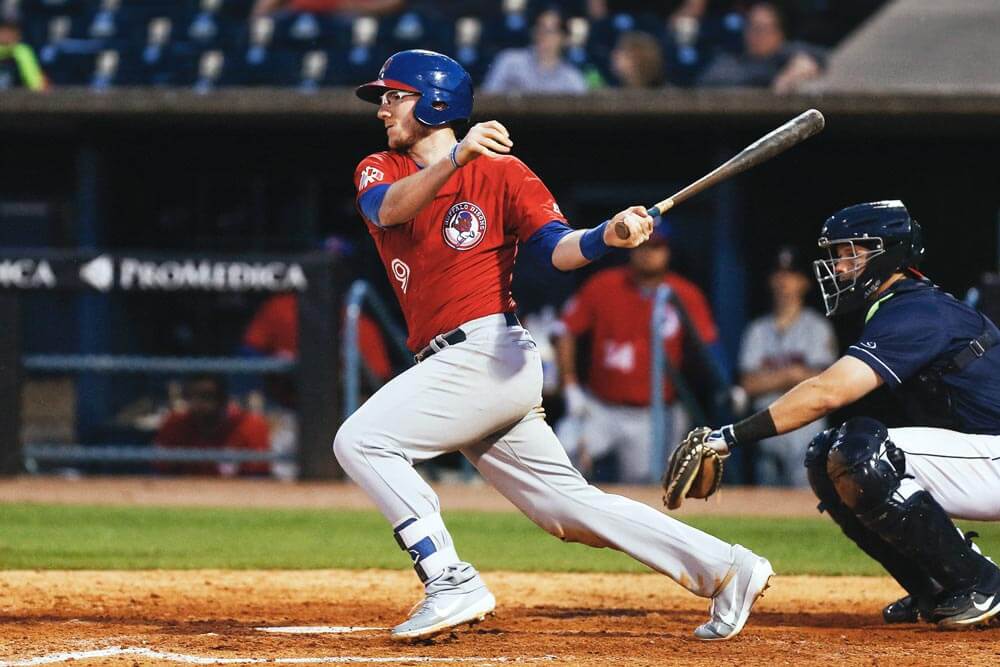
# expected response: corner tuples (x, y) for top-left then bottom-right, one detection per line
(451, 16), (491, 85)
(38, 40), (101, 85)
(265, 11), (348, 50)
(236, 47), (300, 85)
(381, 9), (451, 55)
(323, 43), (392, 87)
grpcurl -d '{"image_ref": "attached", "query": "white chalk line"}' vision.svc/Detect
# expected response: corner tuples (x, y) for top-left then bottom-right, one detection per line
(0, 647), (557, 666)
(255, 626), (387, 634)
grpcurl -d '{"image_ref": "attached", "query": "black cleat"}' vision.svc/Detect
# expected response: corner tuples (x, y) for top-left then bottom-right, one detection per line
(935, 565), (1000, 629)
(883, 594), (940, 624)
(883, 595), (920, 624)
(935, 589), (1000, 628)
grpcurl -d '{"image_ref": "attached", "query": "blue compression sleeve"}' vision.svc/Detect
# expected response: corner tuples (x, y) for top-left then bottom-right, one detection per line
(358, 184), (390, 226)
(579, 221), (611, 261)
(523, 220), (574, 269)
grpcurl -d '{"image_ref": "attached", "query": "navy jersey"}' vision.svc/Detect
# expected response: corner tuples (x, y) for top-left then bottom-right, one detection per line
(846, 278), (1000, 434)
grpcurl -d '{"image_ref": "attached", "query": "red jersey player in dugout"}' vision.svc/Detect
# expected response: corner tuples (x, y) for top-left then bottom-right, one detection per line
(334, 49), (772, 643)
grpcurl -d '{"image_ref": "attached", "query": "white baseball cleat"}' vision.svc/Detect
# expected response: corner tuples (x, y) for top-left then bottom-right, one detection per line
(693, 544), (773, 641)
(391, 563), (496, 641)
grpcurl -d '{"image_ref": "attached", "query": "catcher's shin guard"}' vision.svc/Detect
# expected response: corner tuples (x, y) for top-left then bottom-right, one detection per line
(858, 491), (998, 599)
(824, 419), (998, 599)
(805, 426), (941, 614)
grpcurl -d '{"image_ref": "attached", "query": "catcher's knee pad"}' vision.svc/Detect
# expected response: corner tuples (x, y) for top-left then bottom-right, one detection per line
(804, 427), (838, 510)
(825, 417), (905, 514)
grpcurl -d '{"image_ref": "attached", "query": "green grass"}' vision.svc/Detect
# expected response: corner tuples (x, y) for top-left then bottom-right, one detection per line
(2, 503), (999, 575)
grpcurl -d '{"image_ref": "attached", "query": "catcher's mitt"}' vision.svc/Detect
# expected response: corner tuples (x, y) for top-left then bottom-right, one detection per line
(662, 427), (726, 510)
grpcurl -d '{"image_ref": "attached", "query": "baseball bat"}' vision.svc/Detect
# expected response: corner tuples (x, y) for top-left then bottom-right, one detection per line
(615, 108), (825, 240)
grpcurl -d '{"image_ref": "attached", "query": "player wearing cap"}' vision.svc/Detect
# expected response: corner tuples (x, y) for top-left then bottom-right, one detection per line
(335, 49), (773, 643)
(556, 227), (720, 483)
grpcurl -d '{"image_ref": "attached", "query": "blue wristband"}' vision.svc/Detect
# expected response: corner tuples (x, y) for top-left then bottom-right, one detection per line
(580, 221), (611, 261)
(449, 144), (461, 169)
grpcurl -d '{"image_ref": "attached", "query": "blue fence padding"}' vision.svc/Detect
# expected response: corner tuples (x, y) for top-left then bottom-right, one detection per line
(22, 354), (295, 374)
(23, 443), (292, 463)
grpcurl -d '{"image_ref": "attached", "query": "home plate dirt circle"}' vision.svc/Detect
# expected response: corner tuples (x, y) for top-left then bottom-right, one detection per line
(3, 569), (1000, 666)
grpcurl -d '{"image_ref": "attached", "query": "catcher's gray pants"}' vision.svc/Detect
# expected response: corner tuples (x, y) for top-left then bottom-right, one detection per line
(334, 313), (739, 598)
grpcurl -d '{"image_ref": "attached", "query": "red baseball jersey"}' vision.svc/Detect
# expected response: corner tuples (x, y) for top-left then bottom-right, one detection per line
(561, 267), (719, 405)
(355, 151), (564, 351)
(154, 404), (271, 476)
(244, 294), (393, 381)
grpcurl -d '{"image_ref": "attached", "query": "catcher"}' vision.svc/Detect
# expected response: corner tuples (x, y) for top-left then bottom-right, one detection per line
(665, 201), (1000, 628)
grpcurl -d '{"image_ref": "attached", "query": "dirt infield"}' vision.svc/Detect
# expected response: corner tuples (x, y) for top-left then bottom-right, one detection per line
(4, 478), (1000, 665)
(3, 569), (1000, 666)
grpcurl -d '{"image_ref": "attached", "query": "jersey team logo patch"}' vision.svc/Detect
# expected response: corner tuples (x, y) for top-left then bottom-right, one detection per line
(442, 201), (487, 251)
(358, 165), (384, 191)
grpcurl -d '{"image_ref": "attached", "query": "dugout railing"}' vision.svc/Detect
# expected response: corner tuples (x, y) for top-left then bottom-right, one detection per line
(0, 248), (345, 478)
(650, 284), (733, 481)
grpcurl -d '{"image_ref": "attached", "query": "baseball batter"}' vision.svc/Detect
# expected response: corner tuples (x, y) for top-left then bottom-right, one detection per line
(335, 49), (773, 642)
(678, 201), (1000, 627)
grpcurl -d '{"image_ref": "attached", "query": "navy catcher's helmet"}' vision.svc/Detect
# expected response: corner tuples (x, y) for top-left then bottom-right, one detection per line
(355, 49), (473, 127)
(813, 200), (925, 316)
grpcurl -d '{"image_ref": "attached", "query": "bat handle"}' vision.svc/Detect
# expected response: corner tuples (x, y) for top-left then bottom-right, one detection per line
(613, 200), (674, 240)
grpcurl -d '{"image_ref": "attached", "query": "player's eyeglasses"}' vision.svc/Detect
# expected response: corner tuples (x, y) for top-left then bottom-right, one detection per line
(379, 90), (420, 106)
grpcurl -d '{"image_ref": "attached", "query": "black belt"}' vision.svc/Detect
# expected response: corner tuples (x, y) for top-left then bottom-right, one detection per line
(414, 312), (519, 363)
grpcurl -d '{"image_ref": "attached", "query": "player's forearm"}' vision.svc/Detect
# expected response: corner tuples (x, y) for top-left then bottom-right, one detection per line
(379, 157), (457, 227)
(551, 230), (589, 270)
(766, 376), (843, 434)
(740, 366), (811, 397)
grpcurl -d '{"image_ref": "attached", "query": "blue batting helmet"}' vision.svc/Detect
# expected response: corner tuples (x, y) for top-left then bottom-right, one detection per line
(813, 200), (925, 316)
(355, 49), (473, 127)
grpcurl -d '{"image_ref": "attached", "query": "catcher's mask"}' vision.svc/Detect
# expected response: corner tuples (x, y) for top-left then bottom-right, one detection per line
(813, 200), (924, 316)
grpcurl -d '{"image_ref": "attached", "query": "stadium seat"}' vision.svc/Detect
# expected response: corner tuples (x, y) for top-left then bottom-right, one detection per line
(187, 0), (242, 49)
(89, 47), (118, 89)
(381, 9), (450, 55)
(238, 47), (299, 86)
(37, 36), (103, 85)
(490, 0), (531, 50)
(452, 16), (490, 85)
(192, 49), (225, 92)
(297, 48), (325, 92)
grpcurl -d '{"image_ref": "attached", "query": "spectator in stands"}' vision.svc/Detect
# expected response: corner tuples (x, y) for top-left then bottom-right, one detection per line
(696, 2), (826, 93)
(610, 31), (666, 88)
(0, 18), (47, 91)
(251, 0), (403, 18)
(738, 246), (837, 486)
(555, 227), (719, 483)
(482, 7), (587, 94)
(154, 374), (272, 477)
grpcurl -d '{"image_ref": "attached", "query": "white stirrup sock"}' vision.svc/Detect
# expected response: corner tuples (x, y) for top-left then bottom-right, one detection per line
(393, 513), (461, 583)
